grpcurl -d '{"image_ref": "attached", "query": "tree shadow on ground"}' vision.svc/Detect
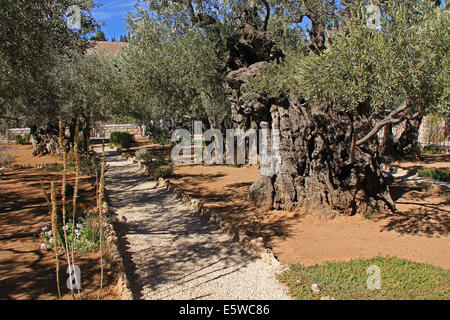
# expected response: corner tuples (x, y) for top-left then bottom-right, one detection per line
(169, 172), (300, 242)
(105, 152), (294, 299)
(0, 167), (117, 300)
(378, 182), (449, 237)
(377, 206), (449, 236)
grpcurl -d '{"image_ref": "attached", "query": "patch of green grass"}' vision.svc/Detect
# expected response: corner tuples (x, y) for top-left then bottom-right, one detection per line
(44, 163), (75, 172)
(418, 168), (450, 182)
(278, 256), (449, 300)
(423, 149), (446, 155)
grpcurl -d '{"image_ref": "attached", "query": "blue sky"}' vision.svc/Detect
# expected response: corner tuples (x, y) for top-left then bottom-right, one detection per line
(91, 0), (138, 40)
(90, 0), (312, 41)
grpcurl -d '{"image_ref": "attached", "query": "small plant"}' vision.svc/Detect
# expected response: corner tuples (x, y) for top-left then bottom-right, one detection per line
(110, 131), (133, 149)
(146, 158), (173, 180)
(423, 149), (446, 155)
(418, 168), (450, 182)
(45, 163), (76, 172)
(155, 134), (171, 148)
(14, 134), (28, 145)
(442, 192), (450, 204)
(79, 153), (101, 176)
(135, 148), (149, 161)
(153, 165), (173, 179)
(278, 256), (450, 300)
(421, 182), (431, 191)
(39, 203), (118, 253)
(0, 147), (16, 166)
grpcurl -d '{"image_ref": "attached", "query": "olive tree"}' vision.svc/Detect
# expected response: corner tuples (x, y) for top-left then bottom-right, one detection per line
(0, 0), (99, 154)
(246, 1), (448, 216)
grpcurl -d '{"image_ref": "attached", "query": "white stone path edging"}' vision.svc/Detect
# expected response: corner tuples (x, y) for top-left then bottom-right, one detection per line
(105, 150), (292, 300)
(130, 155), (288, 269)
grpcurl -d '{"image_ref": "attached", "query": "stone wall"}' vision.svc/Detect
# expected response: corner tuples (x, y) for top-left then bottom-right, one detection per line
(92, 124), (141, 138)
(6, 128), (30, 140)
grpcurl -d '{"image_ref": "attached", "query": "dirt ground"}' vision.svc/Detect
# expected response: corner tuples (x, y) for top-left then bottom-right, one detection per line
(0, 144), (122, 299)
(4, 143), (62, 166)
(170, 153), (450, 269)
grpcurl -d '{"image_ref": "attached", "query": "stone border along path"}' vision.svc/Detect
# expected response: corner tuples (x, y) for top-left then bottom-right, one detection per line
(383, 166), (450, 189)
(101, 146), (291, 300)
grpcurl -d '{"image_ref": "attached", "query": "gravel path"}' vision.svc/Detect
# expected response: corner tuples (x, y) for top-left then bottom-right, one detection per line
(103, 149), (291, 300)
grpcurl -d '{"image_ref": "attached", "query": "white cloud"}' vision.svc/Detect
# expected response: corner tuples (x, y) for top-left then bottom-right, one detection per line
(94, 0), (136, 20)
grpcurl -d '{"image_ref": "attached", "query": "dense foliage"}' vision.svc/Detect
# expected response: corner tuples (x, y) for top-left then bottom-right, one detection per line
(0, 0), (100, 127)
(248, 1), (448, 118)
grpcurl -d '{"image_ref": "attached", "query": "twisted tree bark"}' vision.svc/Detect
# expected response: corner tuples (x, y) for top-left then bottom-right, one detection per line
(30, 124), (61, 156)
(224, 20), (395, 218)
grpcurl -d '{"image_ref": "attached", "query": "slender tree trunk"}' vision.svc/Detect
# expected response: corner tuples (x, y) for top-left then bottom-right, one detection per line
(68, 117), (77, 150)
(81, 114), (91, 153)
(380, 117), (423, 160)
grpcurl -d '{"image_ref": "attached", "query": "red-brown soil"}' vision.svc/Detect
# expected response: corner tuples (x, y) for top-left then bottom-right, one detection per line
(170, 153), (450, 269)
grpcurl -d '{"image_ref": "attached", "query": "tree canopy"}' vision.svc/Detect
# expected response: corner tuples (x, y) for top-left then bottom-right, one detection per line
(0, 0), (100, 127)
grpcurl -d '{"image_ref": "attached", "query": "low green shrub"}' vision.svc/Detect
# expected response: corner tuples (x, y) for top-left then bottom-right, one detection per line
(146, 158), (173, 180)
(110, 131), (133, 149)
(442, 192), (450, 204)
(14, 134), (29, 145)
(423, 149), (446, 155)
(45, 152), (101, 176)
(155, 135), (171, 148)
(418, 168), (450, 182)
(135, 148), (150, 161)
(279, 256), (450, 300)
(45, 163), (76, 172)
(152, 165), (173, 179)
(23, 133), (30, 144)
(79, 153), (101, 176)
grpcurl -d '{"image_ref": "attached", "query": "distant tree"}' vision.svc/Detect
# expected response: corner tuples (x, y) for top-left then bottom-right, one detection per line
(120, 34), (129, 42)
(90, 30), (106, 41)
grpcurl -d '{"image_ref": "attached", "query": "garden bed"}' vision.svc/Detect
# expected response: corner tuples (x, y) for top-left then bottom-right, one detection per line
(0, 144), (130, 299)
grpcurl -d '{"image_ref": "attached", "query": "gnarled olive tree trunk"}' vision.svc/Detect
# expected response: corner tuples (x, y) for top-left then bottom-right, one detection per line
(249, 102), (395, 218)
(30, 124), (61, 156)
(224, 21), (395, 218)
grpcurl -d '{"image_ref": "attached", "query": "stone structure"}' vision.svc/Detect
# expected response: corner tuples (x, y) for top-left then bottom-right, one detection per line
(92, 124), (141, 138)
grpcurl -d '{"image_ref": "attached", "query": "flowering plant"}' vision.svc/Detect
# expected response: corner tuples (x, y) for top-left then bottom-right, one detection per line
(38, 203), (119, 253)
